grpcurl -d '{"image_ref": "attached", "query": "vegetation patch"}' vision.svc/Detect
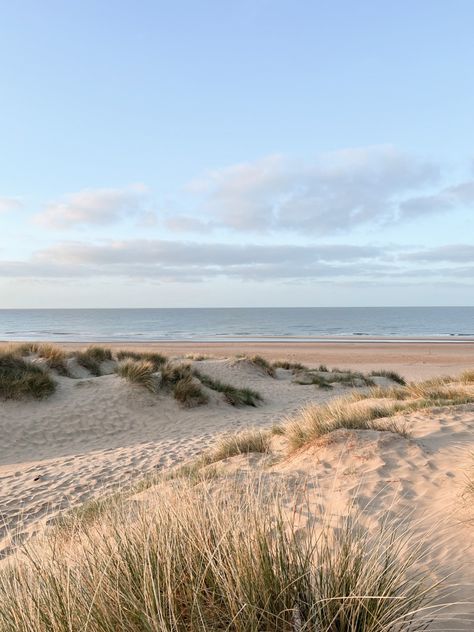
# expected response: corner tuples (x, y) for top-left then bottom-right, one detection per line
(285, 399), (410, 451)
(194, 370), (262, 406)
(235, 354), (276, 377)
(206, 428), (271, 462)
(272, 360), (308, 371)
(369, 369), (406, 385)
(0, 480), (437, 631)
(116, 350), (167, 370)
(173, 377), (209, 408)
(75, 346), (113, 376)
(117, 359), (157, 393)
(0, 352), (56, 400)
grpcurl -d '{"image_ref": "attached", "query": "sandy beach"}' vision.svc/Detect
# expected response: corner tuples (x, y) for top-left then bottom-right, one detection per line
(2, 342), (474, 626)
(55, 339), (474, 381)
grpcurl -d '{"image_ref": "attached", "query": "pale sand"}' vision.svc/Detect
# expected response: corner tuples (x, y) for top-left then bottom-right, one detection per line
(3, 346), (474, 624)
(59, 340), (474, 381)
(0, 358), (344, 556)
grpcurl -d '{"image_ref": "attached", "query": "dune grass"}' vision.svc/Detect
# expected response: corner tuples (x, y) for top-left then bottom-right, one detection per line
(272, 359), (308, 371)
(369, 369), (406, 385)
(173, 377), (209, 408)
(236, 354), (276, 377)
(34, 344), (70, 376)
(0, 478), (437, 631)
(0, 352), (56, 400)
(117, 359), (157, 393)
(74, 346), (113, 376)
(205, 428), (271, 462)
(116, 350), (167, 370)
(460, 369), (474, 384)
(285, 399), (410, 451)
(193, 369), (262, 406)
(352, 379), (474, 406)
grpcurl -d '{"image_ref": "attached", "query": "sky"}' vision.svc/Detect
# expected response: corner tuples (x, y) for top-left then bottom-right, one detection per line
(1, 0), (474, 308)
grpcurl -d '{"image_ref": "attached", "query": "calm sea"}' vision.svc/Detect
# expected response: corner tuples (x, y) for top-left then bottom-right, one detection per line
(0, 308), (473, 342)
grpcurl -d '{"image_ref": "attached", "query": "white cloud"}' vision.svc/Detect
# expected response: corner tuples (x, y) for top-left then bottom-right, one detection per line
(173, 146), (439, 235)
(0, 197), (23, 213)
(0, 238), (470, 285)
(35, 184), (151, 228)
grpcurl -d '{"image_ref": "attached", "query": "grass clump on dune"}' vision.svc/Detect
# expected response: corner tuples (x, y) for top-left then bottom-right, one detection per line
(116, 350), (167, 370)
(35, 344), (70, 376)
(236, 354), (276, 377)
(352, 379), (474, 407)
(285, 399), (410, 451)
(173, 377), (209, 408)
(117, 359), (157, 393)
(460, 369), (474, 384)
(0, 352), (56, 400)
(75, 346), (113, 376)
(206, 428), (271, 462)
(272, 359), (308, 371)
(193, 369), (262, 407)
(370, 369), (406, 385)
(0, 480), (437, 631)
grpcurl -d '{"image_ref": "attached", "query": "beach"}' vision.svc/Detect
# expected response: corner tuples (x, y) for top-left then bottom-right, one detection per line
(2, 341), (474, 627)
(56, 339), (474, 381)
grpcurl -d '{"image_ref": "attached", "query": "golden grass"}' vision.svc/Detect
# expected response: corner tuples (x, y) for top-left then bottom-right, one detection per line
(116, 359), (157, 392)
(285, 399), (410, 451)
(0, 479), (438, 631)
(116, 350), (167, 369)
(74, 346), (113, 376)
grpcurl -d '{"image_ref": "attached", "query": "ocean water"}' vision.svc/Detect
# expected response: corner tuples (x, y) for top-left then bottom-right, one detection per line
(0, 307), (473, 342)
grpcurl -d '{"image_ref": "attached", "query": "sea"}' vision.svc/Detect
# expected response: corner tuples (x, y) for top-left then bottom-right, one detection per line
(0, 307), (473, 343)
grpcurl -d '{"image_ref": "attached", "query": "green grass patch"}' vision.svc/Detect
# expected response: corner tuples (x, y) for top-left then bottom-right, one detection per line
(0, 352), (56, 400)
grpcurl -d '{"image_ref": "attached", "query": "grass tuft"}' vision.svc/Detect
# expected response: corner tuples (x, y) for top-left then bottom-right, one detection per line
(370, 369), (407, 385)
(0, 480), (437, 631)
(173, 377), (209, 408)
(0, 352), (56, 400)
(272, 360), (308, 371)
(236, 354), (276, 377)
(206, 428), (271, 462)
(460, 369), (474, 384)
(116, 350), (167, 370)
(285, 398), (410, 451)
(117, 359), (157, 392)
(75, 346), (113, 376)
(194, 370), (262, 406)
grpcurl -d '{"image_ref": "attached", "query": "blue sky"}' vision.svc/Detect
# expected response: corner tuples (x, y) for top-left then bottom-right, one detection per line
(1, 0), (473, 307)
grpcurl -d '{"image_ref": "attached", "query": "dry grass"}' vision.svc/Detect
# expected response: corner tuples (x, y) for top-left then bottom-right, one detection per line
(369, 369), (406, 385)
(0, 352), (56, 400)
(272, 360), (308, 371)
(116, 359), (157, 393)
(352, 379), (474, 407)
(116, 350), (167, 369)
(460, 369), (474, 384)
(205, 428), (271, 462)
(160, 361), (193, 387)
(285, 398), (410, 451)
(193, 369), (262, 407)
(173, 377), (209, 408)
(0, 479), (437, 631)
(35, 344), (69, 376)
(237, 354), (276, 377)
(75, 346), (113, 376)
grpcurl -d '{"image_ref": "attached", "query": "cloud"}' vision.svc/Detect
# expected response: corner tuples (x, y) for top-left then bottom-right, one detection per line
(399, 180), (474, 217)
(403, 244), (474, 263)
(0, 197), (23, 213)
(35, 184), (151, 228)
(0, 238), (470, 285)
(173, 146), (439, 235)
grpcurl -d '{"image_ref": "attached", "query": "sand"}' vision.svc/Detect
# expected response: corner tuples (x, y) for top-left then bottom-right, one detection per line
(2, 344), (474, 626)
(59, 339), (474, 381)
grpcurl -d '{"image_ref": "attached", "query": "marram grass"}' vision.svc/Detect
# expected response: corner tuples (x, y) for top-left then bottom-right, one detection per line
(0, 479), (439, 632)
